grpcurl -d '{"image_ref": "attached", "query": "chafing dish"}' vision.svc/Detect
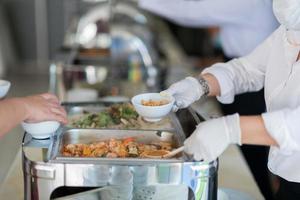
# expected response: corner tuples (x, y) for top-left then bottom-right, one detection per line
(22, 104), (218, 200)
(64, 103), (174, 130)
(49, 62), (149, 102)
(63, 1), (150, 49)
(49, 129), (183, 165)
(55, 0), (162, 94)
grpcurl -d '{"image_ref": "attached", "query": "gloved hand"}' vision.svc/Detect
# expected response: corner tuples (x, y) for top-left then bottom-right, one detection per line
(160, 77), (204, 111)
(184, 114), (241, 162)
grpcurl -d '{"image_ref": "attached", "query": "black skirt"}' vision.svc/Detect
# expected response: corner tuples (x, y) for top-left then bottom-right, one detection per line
(276, 177), (300, 200)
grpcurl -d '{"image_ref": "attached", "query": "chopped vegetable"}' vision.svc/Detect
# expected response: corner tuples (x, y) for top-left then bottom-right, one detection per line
(71, 103), (138, 129)
(109, 103), (138, 124)
(97, 112), (113, 127)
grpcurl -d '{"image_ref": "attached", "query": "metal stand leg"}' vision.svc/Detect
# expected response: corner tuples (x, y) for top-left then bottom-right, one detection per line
(182, 163), (211, 200)
(23, 160), (64, 200)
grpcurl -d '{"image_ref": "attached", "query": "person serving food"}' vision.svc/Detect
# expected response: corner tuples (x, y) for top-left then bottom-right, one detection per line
(161, 0), (300, 198)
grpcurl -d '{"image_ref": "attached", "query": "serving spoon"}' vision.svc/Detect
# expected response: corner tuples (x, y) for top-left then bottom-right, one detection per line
(144, 146), (185, 159)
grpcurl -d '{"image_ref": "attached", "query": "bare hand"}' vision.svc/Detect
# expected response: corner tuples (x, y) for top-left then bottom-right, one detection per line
(22, 93), (67, 124)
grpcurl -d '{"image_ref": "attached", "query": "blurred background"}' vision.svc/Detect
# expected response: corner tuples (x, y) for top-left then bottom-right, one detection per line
(0, 0), (219, 74)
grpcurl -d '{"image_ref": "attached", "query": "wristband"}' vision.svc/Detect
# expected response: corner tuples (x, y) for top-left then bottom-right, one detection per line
(197, 76), (210, 96)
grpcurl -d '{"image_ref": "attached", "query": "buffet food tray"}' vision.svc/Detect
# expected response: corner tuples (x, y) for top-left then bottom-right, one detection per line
(48, 102), (200, 164)
(48, 129), (184, 164)
(65, 103), (174, 131)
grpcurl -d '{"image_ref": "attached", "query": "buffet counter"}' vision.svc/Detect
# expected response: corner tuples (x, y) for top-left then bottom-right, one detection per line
(0, 100), (264, 200)
(0, 71), (263, 200)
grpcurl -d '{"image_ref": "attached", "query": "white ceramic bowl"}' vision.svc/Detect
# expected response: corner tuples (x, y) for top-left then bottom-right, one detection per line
(131, 93), (175, 122)
(0, 80), (11, 98)
(21, 121), (60, 139)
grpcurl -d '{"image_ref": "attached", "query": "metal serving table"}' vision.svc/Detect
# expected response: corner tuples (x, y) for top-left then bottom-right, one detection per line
(22, 107), (218, 200)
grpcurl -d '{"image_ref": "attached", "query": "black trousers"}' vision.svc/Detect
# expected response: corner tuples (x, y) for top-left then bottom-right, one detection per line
(276, 178), (300, 200)
(221, 56), (275, 199)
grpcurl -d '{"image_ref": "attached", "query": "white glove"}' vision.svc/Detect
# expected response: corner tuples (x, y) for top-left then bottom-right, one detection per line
(161, 77), (204, 111)
(184, 114), (241, 162)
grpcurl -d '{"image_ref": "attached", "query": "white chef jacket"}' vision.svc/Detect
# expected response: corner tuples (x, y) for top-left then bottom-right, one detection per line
(203, 25), (300, 182)
(139, 0), (279, 57)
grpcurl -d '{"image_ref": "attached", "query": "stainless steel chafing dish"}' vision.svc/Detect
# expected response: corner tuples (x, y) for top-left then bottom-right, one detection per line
(49, 62), (150, 102)
(22, 102), (218, 200)
(64, 103), (174, 130)
(49, 129), (183, 165)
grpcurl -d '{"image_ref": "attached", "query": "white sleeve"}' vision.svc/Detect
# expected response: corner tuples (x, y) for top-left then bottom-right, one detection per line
(202, 27), (281, 104)
(262, 107), (300, 154)
(139, 0), (257, 27)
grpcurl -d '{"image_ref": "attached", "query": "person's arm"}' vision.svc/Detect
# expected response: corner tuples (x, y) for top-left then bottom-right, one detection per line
(260, 107), (300, 154)
(0, 98), (28, 137)
(201, 26), (283, 104)
(161, 28), (282, 111)
(139, 0), (257, 27)
(201, 73), (221, 97)
(0, 93), (67, 138)
(240, 115), (277, 146)
(241, 104), (300, 152)
(183, 112), (280, 162)
(239, 107), (300, 151)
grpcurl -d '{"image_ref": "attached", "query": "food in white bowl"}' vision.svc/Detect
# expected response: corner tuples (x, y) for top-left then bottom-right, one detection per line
(141, 99), (170, 106)
(21, 121), (60, 139)
(0, 80), (11, 98)
(131, 93), (175, 122)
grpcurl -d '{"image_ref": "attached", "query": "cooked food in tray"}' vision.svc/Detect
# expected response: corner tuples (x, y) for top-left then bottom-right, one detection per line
(71, 103), (138, 128)
(141, 99), (169, 106)
(69, 103), (173, 130)
(62, 137), (173, 158)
